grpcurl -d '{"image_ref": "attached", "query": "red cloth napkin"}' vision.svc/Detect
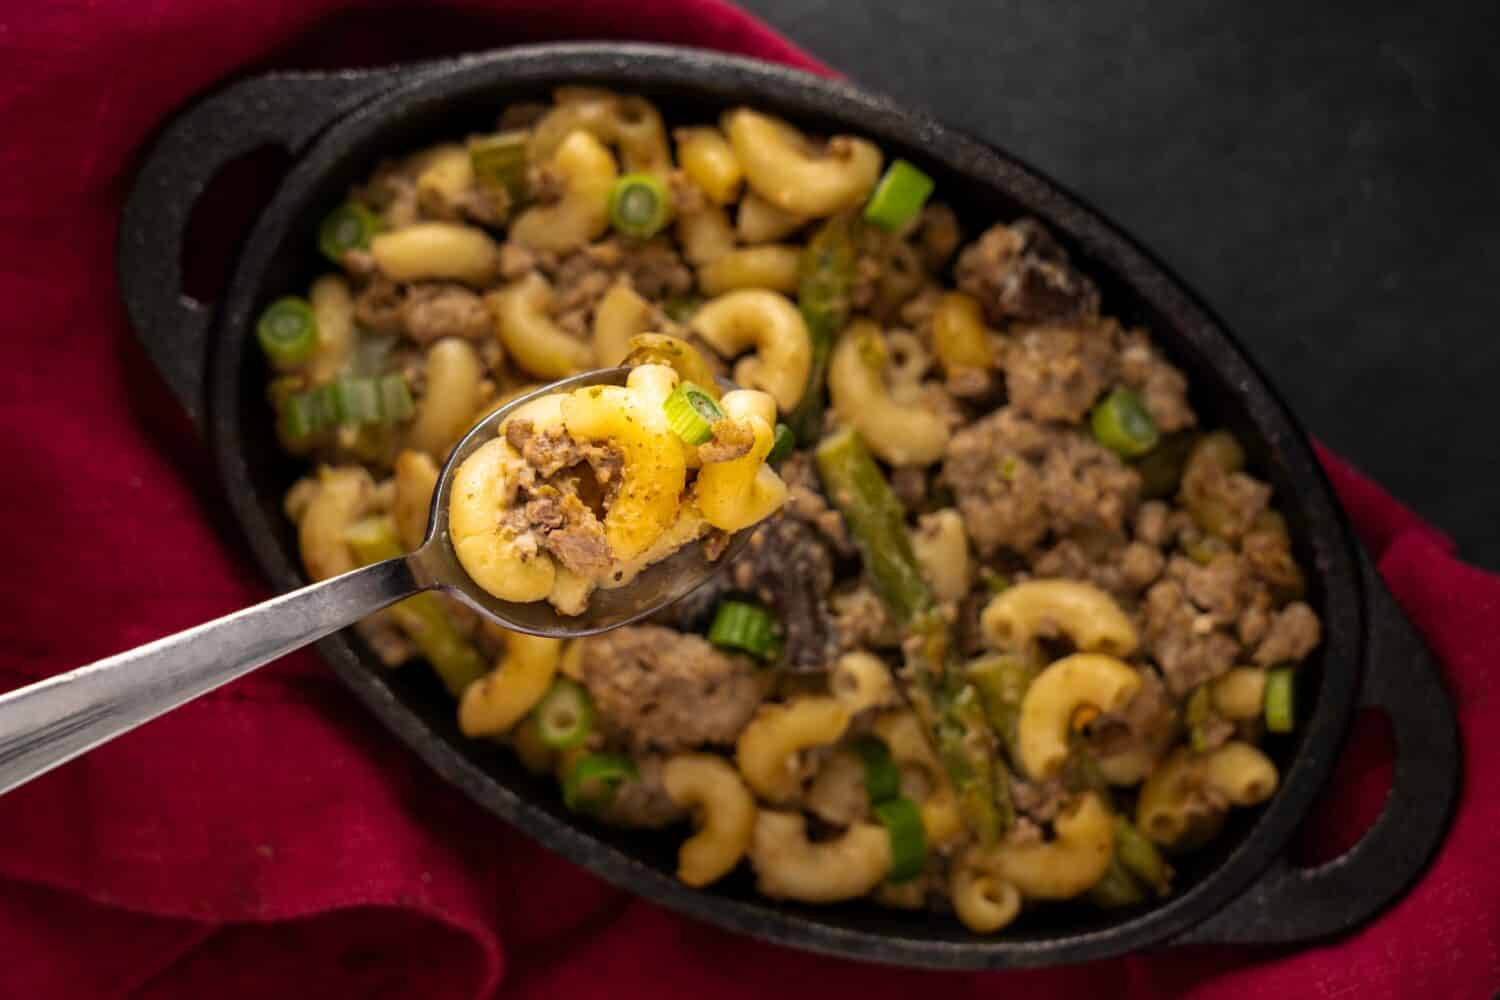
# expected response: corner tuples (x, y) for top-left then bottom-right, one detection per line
(1, 2), (1495, 996)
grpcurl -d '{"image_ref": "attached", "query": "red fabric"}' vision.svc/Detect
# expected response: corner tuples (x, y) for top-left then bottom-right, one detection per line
(0, 1), (1494, 996)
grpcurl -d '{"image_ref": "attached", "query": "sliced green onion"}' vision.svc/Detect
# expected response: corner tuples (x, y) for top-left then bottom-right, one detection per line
(469, 130), (530, 201)
(281, 390), (325, 440)
(1264, 667), (1295, 733)
(863, 159), (934, 232)
(318, 202), (382, 264)
(662, 381), (724, 445)
(1091, 388), (1160, 458)
(563, 752), (638, 813)
(766, 423), (796, 465)
(257, 297), (318, 368)
(662, 294), (703, 324)
(874, 797), (927, 883)
(1088, 854), (1147, 908)
(330, 376), (382, 426)
(1114, 816), (1172, 896)
(707, 600), (779, 661)
(378, 374), (415, 423)
(608, 172), (672, 238)
(853, 736), (901, 804)
(534, 677), (594, 750)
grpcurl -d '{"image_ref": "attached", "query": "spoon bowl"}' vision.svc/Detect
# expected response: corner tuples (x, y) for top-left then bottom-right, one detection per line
(414, 366), (751, 636)
(0, 366), (752, 795)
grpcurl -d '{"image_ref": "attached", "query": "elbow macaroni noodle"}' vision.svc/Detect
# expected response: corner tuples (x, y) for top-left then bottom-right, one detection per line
(981, 580), (1140, 658)
(690, 289), (812, 412)
(829, 320), (950, 466)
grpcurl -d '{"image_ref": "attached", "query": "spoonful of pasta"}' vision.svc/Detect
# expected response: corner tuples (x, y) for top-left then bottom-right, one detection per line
(0, 347), (791, 796)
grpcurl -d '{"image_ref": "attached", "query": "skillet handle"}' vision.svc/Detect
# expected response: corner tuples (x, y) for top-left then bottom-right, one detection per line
(116, 66), (410, 429)
(1172, 547), (1462, 946)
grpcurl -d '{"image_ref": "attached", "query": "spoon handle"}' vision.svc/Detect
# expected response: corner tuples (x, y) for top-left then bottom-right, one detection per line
(0, 557), (422, 796)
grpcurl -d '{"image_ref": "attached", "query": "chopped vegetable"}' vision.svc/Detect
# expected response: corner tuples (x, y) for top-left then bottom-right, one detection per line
(468, 130), (529, 201)
(622, 334), (722, 399)
(863, 159), (934, 232)
(608, 172), (672, 238)
(534, 677), (594, 750)
(329, 376), (382, 426)
(1134, 430), (1198, 500)
(343, 516), (487, 696)
(257, 297), (319, 368)
(1088, 854), (1147, 908)
(787, 213), (857, 441)
(853, 736), (901, 804)
(563, 752), (639, 813)
(1185, 685), (1218, 753)
(662, 381), (724, 445)
(874, 796), (927, 883)
(1114, 816), (1172, 896)
(766, 423), (796, 465)
(378, 374), (415, 423)
(317, 201), (382, 265)
(1091, 388), (1160, 458)
(967, 654), (1036, 763)
(281, 390), (325, 441)
(1264, 667), (1295, 733)
(817, 427), (1006, 843)
(707, 600), (780, 662)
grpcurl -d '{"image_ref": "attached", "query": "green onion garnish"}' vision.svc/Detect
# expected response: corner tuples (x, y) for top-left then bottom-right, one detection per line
(256, 297), (319, 368)
(662, 381), (724, 445)
(853, 736), (901, 804)
(766, 423), (796, 465)
(608, 172), (672, 238)
(378, 374), (415, 423)
(330, 376), (382, 426)
(1091, 388), (1160, 458)
(707, 600), (780, 662)
(317, 202), (382, 265)
(874, 796), (927, 883)
(469, 131), (530, 201)
(1264, 667), (1295, 733)
(863, 159), (934, 232)
(1114, 816), (1171, 896)
(534, 677), (594, 751)
(563, 752), (638, 813)
(282, 390), (324, 440)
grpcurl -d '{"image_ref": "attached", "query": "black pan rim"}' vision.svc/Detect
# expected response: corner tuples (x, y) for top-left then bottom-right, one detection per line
(207, 42), (1363, 968)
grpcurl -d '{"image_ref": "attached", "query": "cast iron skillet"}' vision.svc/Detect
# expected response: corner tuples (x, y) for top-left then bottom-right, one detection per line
(116, 43), (1460, 968)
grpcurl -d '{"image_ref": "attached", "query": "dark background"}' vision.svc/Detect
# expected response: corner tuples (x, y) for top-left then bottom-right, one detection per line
(737, 0), (1500, 568)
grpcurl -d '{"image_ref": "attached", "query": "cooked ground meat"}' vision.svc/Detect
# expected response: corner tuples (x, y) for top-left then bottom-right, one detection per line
(580, 626), (762, 751)
(1134, 500), (1173, 546)
(457, 184), (510, 228)
(1253, 601), (1321, 666)
(547, 237), (695, 337)
(889, 465), (929, 511)
(1003, 321), (1117, 424)
(1241, 519), (1305, 593)
(1237, 589), (1274, 647)
(944, 408), (1139, 556)
(514, 492), (612, 578)
(1142, 579), (1241, 696)
(353, 276), (405, 334)
(954, 219), (1100, 325)
(1121, 541), (1166, 592)
(946, 365), (993, 399)
(600, 754), (687, 829)
(1011, 777), (1068, 824)
(831, 584), (900, 651)
(499, 241), (538, 280)
(732, 517), (839, 672)
(778, 453), (849, 552)
(1116, 327), (1195, 432)
(400, 283), (492, 342)
(1089, 668), (1174, 758)
(1169, 552), (1253, 625)
(1181, 448), (1272, 542)
(700, 419), (754, 463)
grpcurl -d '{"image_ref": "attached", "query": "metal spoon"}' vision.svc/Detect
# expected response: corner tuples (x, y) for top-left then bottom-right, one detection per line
(0, 367), (749, 796)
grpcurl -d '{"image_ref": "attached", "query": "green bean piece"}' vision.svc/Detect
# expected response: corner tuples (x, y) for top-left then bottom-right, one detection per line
(1091, 388), (1160, 458)
(863, 159), (935, 232)
(563, 752), (639, 813)
(468, 130), (530, 202)
(787, 213), (857, 441)
(1264, 667), (1296, 733)
(1114, 816), (1172, 896)
(766, 423), (796, 465)
(814, 427), (929, 625)
(1087, 853), (1148, 909)
(608, 172), (673, 238)
(815, 427), (1007, 842)
(966, 654), (1036, 763)
(874, 796), (927, 883)
(1185, 685), (1218, 753)
(534, 677), (594, 750)
(1133, 431), (1198, 500)
(853, 736), (901, 804)
(257, 296), (319, 369)
(343, 516), (488, 696)
(317, 201), (382, 265)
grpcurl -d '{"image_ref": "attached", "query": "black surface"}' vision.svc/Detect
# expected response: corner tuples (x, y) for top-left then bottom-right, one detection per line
(738, 0), (1500, 569)
(115, 44), (1459, 967)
